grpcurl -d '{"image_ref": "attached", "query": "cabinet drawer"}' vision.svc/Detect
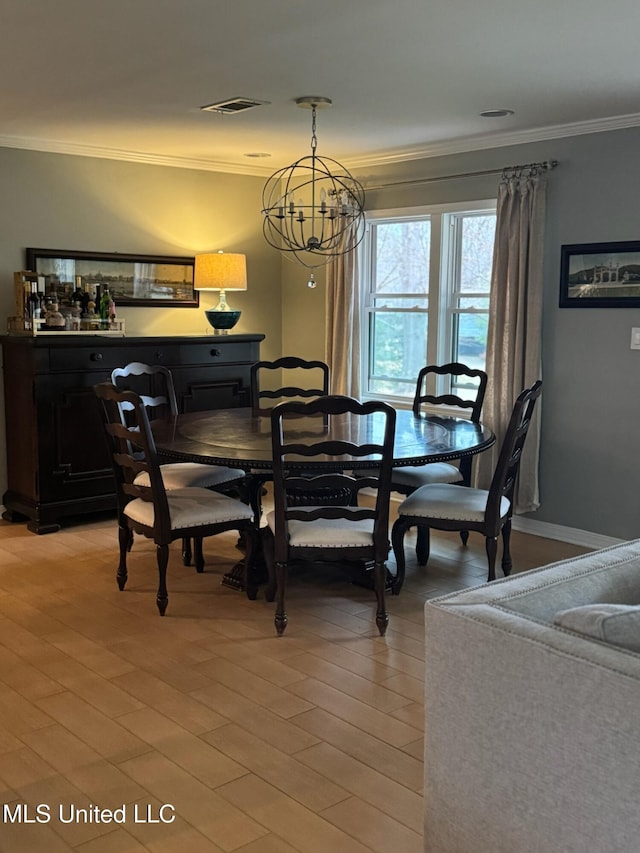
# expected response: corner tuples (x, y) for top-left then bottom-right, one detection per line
(47, 339), (260, 373)
(48, 345), (162, 372)
(177, 342), (259, 365)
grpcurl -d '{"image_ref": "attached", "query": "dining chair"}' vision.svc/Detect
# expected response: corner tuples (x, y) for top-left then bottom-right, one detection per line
(111, 361), (248, 564)
(94, 382), (259, 614)
(392, 362), (488, 493)
(248, 356), (331, 526)
(264, 394), (396, 637)
(391, 362), (488, 561)
(391, 380), (542, 592)
(249, 356), (330, 416)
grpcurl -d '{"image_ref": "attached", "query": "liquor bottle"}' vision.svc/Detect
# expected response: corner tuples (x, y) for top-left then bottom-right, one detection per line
(81, 283), (91, 316)
(28, 282), (40, 320)
(72, 276), (84, 306)
(100, 288), (111, 324)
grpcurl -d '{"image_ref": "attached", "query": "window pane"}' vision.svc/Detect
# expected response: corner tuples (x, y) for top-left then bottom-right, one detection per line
(369, 311), (428, 395)
(453, 312), (488, 371)
(457, 297), (489, 310)
(460, 215), (495, 293)
(374, 220), (430, 294)
(370, 376), (417, 396)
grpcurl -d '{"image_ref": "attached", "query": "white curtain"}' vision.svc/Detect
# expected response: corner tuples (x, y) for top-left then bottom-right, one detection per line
(476, 168), (546, 512)
(324, 238), (360, 397)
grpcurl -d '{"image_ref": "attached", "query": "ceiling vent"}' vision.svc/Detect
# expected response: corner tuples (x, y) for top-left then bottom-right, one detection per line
(200, 97), (270, 115)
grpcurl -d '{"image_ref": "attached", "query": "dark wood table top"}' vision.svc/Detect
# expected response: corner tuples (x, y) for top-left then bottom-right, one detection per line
(152, 407), (495, 471)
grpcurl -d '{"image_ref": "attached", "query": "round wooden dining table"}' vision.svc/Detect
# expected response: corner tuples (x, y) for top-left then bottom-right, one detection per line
(152, 406), (495, 592)
(151, 405), (495, 471)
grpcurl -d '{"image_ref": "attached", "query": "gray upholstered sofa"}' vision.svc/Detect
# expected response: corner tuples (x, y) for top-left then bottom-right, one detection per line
(423, 539), (640, 853)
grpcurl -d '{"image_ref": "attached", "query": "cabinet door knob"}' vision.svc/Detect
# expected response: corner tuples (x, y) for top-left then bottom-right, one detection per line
(210, 348), (221, 358)
(90, 352), (103, 362)
(155, 352), (164, 360)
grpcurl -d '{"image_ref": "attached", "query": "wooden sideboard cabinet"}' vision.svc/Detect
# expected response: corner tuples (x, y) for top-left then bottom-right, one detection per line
(0, 333), (264, 533)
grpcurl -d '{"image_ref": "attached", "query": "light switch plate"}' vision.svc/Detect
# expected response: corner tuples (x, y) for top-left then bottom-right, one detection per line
(631, 327), (640, 350)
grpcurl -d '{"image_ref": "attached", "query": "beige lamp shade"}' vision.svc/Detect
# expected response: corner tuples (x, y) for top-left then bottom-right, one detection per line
(194, 252), (247, 291)
(194, 251), (247, 334)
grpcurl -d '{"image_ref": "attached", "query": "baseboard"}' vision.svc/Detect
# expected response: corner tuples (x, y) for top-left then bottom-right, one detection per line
(510, 515), (624, 550)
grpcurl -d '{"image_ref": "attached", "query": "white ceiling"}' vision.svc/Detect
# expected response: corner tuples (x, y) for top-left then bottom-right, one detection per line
(3, 0), (640, 176)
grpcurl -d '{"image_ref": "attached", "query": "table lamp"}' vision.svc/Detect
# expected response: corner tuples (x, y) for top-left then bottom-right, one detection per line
(194, 251), (247, 334)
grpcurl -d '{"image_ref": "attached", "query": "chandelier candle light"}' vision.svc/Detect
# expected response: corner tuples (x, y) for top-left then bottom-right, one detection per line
(261, 96), (365, 288)
(194, 251), (247, 334)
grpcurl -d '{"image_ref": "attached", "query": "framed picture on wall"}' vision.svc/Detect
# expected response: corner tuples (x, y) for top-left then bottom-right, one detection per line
(559, 241), (640, 308)
(25, 248), (199, 307)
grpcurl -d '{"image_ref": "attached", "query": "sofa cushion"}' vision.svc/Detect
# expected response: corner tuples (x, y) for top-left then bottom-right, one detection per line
(554, 603), (640, 652)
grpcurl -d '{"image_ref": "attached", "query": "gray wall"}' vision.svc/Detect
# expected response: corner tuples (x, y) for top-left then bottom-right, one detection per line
(2, 129), (640, 540)
(283, 127), (640, 540)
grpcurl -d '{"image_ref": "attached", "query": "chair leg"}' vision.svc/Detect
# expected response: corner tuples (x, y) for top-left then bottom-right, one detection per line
(242, 526), (259, 601)
(193, 538), (204, 573)
(262, 528), (277, 603)
(274, 560), (288, 636)
(117, 524), (129, 590)
(182, 537), (192, 566)
(459, 530), (469, 546)
(374, 560), (389, 636)
(155, 544), (169, 615)
(416, 524), (430, 566)
(485, 536), (498, 582)
(248, 476), (266, 527)
(501, 519), (513, 576)
(390, 519), (408, 595)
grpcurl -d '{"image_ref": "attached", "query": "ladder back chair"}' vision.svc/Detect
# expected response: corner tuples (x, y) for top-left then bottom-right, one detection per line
(111, 362), (248, 564)
(248, 356), (331, 526)
(265, 395), (396, 637)
(94, 382), (259, 614)
(392, 362), (488, 493)
(391, 362), (488, 562)
(249, 356), (330, 417)
(391, 380), (542, 592)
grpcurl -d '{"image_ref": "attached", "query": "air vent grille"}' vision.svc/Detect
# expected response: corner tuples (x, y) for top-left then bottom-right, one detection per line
(200, 98), (270, 114)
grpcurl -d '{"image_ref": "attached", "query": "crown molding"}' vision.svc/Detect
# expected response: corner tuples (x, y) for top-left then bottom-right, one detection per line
(342, 112), (640, 170)
(0, 135), (274, 177)
(2, 112), (640, 176)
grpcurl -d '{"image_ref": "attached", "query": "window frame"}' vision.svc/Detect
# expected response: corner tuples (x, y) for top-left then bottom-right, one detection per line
(359, 199), (496, 408)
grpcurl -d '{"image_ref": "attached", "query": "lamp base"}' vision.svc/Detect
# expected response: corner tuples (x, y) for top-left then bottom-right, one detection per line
(204, 309), (241, 333)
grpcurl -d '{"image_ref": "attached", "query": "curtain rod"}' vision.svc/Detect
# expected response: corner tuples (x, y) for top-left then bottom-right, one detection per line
(363, 159), (558, 192)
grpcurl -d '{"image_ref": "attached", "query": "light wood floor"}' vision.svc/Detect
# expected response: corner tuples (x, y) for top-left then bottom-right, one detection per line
(0, 498), (590, 852)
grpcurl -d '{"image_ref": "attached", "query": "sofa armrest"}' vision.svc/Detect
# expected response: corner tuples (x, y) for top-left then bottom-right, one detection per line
(424, 581), (640, 852)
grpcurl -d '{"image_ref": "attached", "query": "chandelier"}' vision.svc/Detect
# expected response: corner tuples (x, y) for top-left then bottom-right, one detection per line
(261, 96), (365, 287)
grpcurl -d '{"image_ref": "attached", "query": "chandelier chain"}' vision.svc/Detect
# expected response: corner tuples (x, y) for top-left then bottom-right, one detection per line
(310, 104), (318, 154)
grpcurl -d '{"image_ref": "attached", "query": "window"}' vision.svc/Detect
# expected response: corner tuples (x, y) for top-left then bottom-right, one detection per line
(360, 201), (496, 404)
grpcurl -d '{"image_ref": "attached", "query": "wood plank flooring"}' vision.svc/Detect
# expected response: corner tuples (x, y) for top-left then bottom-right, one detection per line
(0, 499), (590, 852)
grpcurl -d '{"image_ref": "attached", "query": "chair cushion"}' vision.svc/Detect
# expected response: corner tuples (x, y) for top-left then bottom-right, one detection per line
(554, 604), (640, 653)
(124, 487), (253, 530)
(392, 462), (464, 488)
(398, 483), (511, 523)
(134, 463), (245, 490)
(266, 507), (374, 547)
